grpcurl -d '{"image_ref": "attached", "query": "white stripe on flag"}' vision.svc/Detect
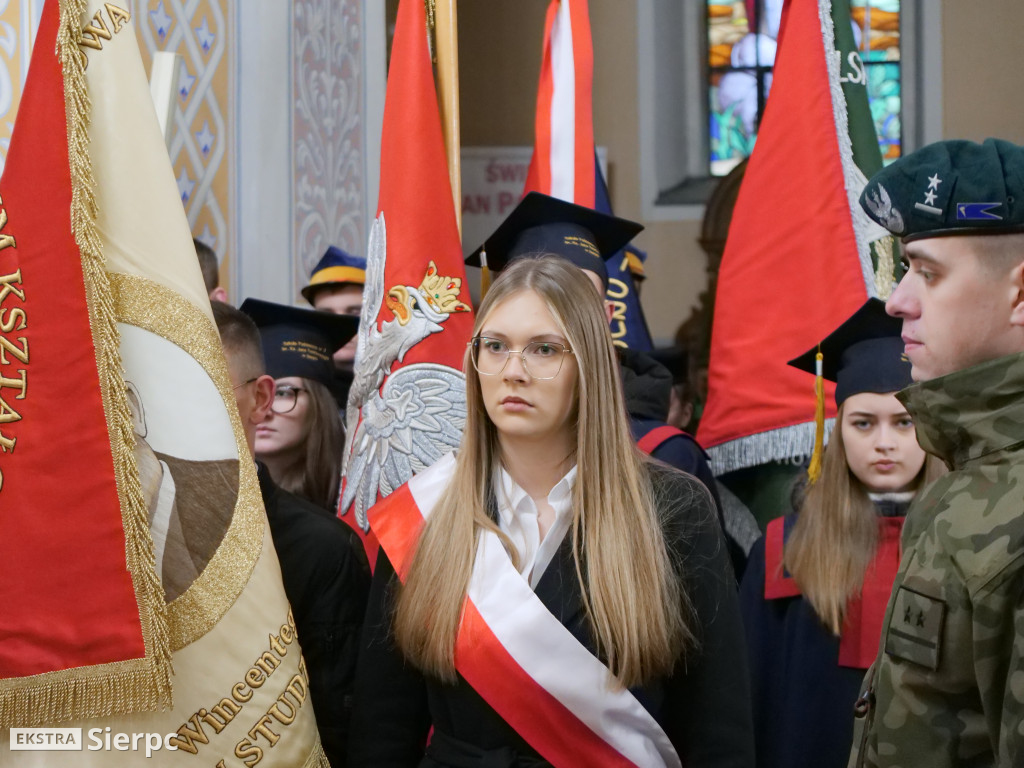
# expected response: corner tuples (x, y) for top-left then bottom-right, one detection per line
(407, 456), (681, 768)
(549, 0), (576, 202)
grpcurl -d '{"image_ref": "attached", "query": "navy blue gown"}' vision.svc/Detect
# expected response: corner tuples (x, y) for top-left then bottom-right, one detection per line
(740, 506), (905, 768)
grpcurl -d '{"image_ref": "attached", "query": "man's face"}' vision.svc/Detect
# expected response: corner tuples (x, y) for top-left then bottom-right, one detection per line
(312, 283), (363, 365)
(886, 236), (1022, 381)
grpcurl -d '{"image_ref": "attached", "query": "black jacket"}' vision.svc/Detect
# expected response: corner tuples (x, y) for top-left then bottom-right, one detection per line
(348, 463), (754, 767)
(619, 347), (747, 579)
(259, 464), (371, 767)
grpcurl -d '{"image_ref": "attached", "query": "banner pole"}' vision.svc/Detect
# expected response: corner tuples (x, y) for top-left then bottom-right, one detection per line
(433, 0), (462, 238)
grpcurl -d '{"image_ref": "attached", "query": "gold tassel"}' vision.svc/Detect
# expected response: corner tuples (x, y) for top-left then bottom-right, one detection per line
(807, 349), (826, 484)
(480, 265), (491, 298)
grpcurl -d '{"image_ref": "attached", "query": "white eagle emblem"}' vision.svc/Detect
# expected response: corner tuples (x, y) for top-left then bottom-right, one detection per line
(863, 183), (905, 235)
(341, 212), (472, 530)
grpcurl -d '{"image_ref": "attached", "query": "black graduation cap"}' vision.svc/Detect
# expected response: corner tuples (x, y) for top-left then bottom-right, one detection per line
(240, 298), (359, 386)
(465, 192), (643, 288)
(787, 297), (911, 406)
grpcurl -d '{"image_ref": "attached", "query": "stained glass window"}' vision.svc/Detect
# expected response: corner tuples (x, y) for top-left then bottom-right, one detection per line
(707, 0), (902, 176)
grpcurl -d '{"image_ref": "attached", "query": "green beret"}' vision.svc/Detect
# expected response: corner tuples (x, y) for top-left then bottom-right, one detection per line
(859, 138), (1024, 242)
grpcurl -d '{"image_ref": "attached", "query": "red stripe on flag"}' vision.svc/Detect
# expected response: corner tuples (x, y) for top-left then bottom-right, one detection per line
(0, 2), (145, 677)
(568, 0), (595, 207)
(528, 0), (561, 198)
(524, 0), (596, 209)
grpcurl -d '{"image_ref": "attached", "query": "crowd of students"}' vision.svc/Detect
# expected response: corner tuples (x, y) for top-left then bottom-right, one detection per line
(199, 136), (1024, 768)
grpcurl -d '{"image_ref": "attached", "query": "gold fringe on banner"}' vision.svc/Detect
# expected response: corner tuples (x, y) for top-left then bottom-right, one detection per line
(306, 741), (332, 768)
(873, 236), (896, 300)
(58, 0), (173, 715)
(0, 0), (175, 729)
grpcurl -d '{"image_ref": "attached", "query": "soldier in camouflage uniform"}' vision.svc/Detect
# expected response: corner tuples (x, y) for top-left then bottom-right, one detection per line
(849, 138), (1024, 767)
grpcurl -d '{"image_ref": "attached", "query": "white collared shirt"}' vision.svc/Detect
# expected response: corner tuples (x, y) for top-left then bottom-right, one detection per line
(494, 464), (577, 589)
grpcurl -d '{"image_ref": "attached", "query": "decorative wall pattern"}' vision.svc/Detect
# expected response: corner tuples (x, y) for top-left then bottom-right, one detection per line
(136, 0), (233, 288)
(0, 0), (42, 176)
(292, 0), (366, 292)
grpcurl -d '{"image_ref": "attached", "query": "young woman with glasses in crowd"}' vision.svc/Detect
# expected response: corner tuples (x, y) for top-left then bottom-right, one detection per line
(241, 298), (357, 513)
(348, 256), (753, 768)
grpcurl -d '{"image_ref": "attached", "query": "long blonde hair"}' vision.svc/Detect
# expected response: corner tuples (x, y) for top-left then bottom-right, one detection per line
(393, 256), (692, 688)
(784, 401), (945, 633)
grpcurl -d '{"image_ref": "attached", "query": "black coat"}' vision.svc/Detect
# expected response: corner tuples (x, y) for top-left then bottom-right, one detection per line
(259, 464), (371, 768)
(348, 464), (754, 768)
(620, 347), (747, 579)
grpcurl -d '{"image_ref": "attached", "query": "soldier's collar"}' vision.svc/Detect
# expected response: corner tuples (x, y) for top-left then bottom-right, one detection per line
(899, 350), (1024, 467)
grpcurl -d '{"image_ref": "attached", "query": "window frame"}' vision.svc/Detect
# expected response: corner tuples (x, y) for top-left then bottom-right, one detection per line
(636, 0), (943, 222)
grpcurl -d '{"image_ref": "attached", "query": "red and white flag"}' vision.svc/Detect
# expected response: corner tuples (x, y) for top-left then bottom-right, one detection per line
(521, 0), (652, 350)
(339, 0), (474, 564)
(523, 0), (595, 207)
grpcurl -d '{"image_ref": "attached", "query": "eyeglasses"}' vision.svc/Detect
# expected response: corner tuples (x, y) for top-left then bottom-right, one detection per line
(271, 384), (308, 414)
(469, 336), (573, 380)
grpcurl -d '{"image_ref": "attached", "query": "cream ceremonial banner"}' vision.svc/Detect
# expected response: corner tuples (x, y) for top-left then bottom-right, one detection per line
(0, 1), (324, 764)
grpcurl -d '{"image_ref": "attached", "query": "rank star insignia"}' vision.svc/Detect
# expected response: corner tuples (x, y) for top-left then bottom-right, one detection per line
(914, 172), (944, 216)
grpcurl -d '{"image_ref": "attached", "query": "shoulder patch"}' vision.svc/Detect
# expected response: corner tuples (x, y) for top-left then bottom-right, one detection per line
(884, 584), (946, 670)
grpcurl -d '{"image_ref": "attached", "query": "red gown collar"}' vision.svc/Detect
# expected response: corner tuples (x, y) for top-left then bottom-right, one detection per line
(763, 515), (905, 669)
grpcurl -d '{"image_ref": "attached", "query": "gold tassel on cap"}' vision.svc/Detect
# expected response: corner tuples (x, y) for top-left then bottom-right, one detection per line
(807, 349), (826, 484)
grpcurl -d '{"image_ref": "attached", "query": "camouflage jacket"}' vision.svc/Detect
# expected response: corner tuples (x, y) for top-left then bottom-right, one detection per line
(849, 352), (1024, 768)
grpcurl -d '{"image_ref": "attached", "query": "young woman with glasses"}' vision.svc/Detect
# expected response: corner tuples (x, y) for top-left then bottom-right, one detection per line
(241, 298), (357, 513)
(348, 256), (753, 767)
(254, 378), (342, 510)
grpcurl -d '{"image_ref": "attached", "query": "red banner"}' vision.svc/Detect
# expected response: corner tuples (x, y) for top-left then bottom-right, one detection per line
(0, 0), (166, 725)
(340, 0), (474, 561)
(697, 0), (868, 472)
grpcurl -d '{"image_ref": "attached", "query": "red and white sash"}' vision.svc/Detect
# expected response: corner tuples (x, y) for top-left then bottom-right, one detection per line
(371, 454), (681, 768)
